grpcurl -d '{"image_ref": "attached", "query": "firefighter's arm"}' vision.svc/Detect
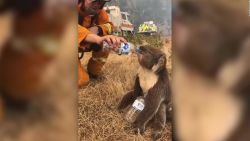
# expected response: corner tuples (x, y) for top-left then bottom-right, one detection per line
(96, 10), (113, 35)
(78, 24), (91, 45)
(78, 25), (102, 50)
(79, 24), (125, 46)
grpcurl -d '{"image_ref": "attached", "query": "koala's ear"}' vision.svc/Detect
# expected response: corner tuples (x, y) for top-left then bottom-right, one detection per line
(152, 55), (166, 73)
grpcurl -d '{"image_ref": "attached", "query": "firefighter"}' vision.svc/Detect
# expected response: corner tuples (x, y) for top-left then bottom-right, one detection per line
(78, 0), (126, 87)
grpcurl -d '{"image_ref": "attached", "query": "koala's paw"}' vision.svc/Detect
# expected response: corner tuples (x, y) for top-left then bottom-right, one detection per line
(133, 121), (145, 135)
(151, 131), (162, 141)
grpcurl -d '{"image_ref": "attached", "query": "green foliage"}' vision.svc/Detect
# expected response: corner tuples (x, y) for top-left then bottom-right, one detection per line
(125, 33), (164, 48)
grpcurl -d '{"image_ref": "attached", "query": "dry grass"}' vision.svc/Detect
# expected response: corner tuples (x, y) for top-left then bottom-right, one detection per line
(78, 40), (172, 141)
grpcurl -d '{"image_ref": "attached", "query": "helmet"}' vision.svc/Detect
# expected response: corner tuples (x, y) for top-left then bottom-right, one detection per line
(90, 0), (111, 10)
(90, 0), (111, 2)
(79, 0), (111, 3)
(79, 0), (111, 9)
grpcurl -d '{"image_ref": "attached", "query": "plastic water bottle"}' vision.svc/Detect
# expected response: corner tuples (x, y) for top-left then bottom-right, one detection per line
(125, 96), (145, 123)
(103, 41), (132, 55)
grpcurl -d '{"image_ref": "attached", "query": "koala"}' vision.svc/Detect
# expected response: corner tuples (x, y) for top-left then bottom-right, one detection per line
(118, 45), (172, 140)
(173, 0), (250, 141)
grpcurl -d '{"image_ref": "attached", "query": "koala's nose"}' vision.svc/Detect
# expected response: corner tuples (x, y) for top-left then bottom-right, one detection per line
(135, 47), (142, 54)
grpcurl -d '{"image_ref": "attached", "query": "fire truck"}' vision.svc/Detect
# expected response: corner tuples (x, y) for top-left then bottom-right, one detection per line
(138, 21), (158, 35)
(104, 6), (134, 36)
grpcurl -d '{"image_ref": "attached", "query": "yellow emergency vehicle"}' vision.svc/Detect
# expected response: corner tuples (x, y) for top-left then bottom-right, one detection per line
(138, 21), (158, 35)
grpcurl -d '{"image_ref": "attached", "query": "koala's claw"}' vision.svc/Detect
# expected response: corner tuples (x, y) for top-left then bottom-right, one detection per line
(133, 122), (145, 135)
(152, 131), (161, 141)
(134, 127), (145, 135)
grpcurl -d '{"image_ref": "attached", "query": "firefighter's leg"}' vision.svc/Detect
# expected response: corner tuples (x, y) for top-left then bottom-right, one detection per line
(87, 44), (109, 78)
(78, 60), (89, 87)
